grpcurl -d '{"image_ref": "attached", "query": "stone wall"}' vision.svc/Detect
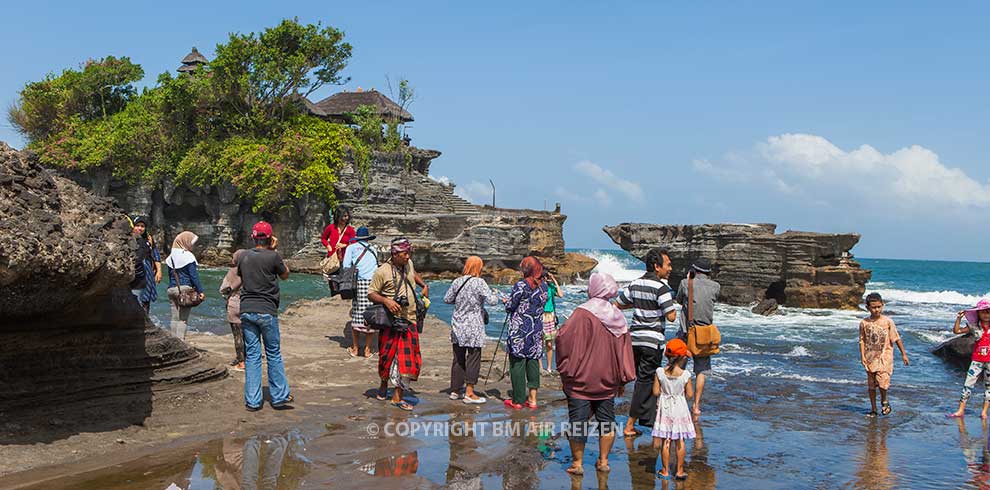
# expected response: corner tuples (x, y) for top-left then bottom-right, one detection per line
(603, 223), (871, 309)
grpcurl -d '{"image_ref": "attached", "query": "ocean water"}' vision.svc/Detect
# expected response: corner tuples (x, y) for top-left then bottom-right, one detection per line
(136, 250), (990, 488)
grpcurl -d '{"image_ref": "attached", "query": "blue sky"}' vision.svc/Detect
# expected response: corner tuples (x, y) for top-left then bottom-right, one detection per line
(3, 2), (990, 260)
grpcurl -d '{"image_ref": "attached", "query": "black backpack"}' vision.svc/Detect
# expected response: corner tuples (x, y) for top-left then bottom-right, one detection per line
(330, 243), (375, 299)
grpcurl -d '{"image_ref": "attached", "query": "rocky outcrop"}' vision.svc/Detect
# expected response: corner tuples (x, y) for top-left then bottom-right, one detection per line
(603, 223), (871, 309)
(0, 142), (225, 425)
(932, 335), (973, 369)
(752, 299), (780, 316)
(64, 148), (595, 283)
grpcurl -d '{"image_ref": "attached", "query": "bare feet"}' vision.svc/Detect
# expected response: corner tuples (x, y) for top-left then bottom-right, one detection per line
(948, 410), (965, 418)
(347, 347), (358, 357)
(982, 411), (988, 420)
(566, 464), (584, 475)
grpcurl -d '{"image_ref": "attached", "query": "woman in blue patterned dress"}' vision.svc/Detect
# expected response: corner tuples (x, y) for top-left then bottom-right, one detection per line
(505, 256), (549, 409)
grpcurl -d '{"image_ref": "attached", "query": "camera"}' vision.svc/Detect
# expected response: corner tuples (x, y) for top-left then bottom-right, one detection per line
(396, 296), (410, 308)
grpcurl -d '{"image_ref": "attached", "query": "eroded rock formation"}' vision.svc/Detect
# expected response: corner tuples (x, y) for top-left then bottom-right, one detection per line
(64, 148), (596, 283)
(0, 142), (225, 423)
(603, 223), (871, 309)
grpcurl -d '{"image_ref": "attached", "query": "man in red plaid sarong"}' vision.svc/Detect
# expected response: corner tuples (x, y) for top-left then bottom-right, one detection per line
(368, 237), (429, 411)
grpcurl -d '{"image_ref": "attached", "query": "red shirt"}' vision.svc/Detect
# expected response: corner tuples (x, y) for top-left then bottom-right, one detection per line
(320, 224), (355, 259)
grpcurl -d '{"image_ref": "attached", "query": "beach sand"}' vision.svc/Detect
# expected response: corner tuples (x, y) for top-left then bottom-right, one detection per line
(0, 297), (562, 489)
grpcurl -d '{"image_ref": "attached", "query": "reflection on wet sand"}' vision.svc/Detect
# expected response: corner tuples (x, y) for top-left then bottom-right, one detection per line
(853, 419), (894, 490)
(958, 417), (990, 490)
(447, 413), (482, 489)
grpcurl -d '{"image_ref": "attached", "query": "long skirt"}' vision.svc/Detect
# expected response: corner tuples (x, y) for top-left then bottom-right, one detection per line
(350, 279), (374, 333)
(379, 326), (422, 389)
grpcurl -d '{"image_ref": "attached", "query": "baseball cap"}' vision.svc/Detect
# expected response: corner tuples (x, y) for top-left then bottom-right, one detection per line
(251, 221), (273, 239)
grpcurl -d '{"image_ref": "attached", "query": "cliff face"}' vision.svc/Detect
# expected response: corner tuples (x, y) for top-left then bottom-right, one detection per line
(0, 142), (224, 426)
(603, 223), (871, 309)
(66, 147), (594, 282)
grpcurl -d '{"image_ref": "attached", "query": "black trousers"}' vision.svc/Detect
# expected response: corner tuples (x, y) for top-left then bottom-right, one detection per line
(450, 343), (482, 391)
(629, 345), (662, 427)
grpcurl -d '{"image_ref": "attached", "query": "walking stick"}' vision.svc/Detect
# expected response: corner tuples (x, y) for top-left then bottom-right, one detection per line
(484, 316), (510, 386)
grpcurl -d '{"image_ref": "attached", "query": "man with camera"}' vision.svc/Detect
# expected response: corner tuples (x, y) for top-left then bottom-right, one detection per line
(368, 237), (429, 411)
(238, 221), (292, 412)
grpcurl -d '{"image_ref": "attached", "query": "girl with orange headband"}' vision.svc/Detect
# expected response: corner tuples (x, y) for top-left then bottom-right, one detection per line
(652, 338), (696, 481)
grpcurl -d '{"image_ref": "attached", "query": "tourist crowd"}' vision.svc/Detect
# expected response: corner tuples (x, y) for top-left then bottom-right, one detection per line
(131, 206), (990, 481)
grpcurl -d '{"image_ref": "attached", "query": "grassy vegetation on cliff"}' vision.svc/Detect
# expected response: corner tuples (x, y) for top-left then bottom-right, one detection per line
(7, 19), (405, 212)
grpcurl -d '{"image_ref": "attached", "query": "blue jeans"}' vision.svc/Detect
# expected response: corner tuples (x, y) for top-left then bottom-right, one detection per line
(241, 312), (290, 407)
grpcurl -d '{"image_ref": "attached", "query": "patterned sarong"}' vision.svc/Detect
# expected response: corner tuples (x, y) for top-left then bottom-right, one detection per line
(378, 326), (422, 382)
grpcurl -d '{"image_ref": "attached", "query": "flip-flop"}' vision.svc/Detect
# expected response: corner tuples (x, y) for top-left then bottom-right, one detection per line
(271, 394), (294, 409)
(656, 471), (672, 481)
(623, 430), (643, 438)
(566, 466), (584, 475)
(348, 349), (358, 358)
(881, 402), (892, 416)
(675, 473), (688, 481)
(375, 391), (388, 401)
(391, 400), (414, 411)
(595, 461), (610, 473)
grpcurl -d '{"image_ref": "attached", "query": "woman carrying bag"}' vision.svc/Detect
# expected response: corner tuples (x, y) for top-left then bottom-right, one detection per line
(166, 231), (205, 340)
(443, 256), (502, 404)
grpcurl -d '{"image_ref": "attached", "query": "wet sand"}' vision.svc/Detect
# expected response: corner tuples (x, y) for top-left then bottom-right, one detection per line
(5, 297), (990, 488)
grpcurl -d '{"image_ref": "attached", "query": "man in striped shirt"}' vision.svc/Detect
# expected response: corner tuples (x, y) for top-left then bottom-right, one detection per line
(615, 247), (678, 436)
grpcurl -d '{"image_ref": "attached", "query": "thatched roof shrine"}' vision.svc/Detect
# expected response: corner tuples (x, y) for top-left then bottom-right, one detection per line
(309, 89), (413, 123)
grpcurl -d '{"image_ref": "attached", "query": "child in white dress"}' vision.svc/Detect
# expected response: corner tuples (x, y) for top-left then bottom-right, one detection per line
(652, 338), (696, 481)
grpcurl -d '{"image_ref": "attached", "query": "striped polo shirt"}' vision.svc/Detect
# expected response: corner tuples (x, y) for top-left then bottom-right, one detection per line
(615, 273), (678, 349)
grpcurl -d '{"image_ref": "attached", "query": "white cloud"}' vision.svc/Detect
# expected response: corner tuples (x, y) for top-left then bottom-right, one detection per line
(574, 160), (644, 203)
(430, 175), (453, 186)
(454, 180), (492, 204)
(694, 133), (990, 212)
(554, 186), (591, 204)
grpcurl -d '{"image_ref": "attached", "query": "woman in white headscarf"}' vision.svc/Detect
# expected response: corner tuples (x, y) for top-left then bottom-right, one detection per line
(166, 231), (205, 340)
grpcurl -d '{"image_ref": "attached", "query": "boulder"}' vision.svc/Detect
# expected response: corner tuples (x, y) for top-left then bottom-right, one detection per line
(752, 298), (780, 316)
(932, 334), (973, 370)
(602, 223), (871, 309)
(0, 142), (225, 425)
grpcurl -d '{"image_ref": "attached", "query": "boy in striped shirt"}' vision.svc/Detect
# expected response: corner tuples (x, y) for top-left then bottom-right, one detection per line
(615, 247), (678, 436)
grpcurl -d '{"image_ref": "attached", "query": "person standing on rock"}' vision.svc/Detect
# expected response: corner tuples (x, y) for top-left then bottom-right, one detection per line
(542, 270), (565, 374)
(165, 231), (205, 340)
(129, 215), (161, 313)
(675, 258), (721, 416)
(220, 249), (247, 371)
(556, 272), (635, 474)
(343, 227), (379, 357)
(444, 256), (502, 404)
(615, 247), (678, 437)
(504, 256), (550, 410)
(320, 206), (355, 261)
(238, 221), (292, 411)
(369, 237), (428, 411)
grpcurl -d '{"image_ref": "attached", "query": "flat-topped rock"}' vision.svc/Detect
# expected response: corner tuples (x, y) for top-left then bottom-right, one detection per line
(602, 223), (871, 309)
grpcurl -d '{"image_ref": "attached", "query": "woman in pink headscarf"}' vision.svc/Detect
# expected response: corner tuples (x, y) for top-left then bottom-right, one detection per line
(556, 272), (636, 475)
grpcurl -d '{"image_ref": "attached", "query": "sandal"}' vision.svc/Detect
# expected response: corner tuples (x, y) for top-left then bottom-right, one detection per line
(348, 348), (358, 358)
(675, 473), (688, 481)
(375, 390), (388, 401)
(623, 429), (643, 438)
(656, 471), (672, 481)
(245, 404), (262, 412)
(595, 460), (610, 473)
(866, 411), (877, 418)
(271, 394), (294, 409)
(391, 400), (414, 411)
(881, 402), (892, 416)
(566, 465), (584, 475)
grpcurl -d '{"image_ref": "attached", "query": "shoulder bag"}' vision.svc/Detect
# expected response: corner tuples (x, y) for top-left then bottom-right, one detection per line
(685, 273), (721, 356)
(320, 230), (346, 275)
(453, 276), (489, 325)
(362, 265), (412, 332)
(168, 257), (204, 308)
(332, 243), (375, 300)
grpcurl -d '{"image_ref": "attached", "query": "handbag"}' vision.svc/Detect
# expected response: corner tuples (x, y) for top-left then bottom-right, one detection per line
(362, 264), (417, 332)
(333, 243), (374, 300)
(320, 230), (347, 275)
(685, 273), (720, 356)
(452, 276), (490, 325)
(168, 257), (204, 308)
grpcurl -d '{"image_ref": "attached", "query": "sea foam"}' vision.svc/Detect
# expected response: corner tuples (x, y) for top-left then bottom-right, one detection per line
(874, 288), (988, 306)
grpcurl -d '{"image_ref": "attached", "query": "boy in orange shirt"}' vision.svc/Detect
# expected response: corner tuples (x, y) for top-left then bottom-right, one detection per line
(859, 293), (909, 417)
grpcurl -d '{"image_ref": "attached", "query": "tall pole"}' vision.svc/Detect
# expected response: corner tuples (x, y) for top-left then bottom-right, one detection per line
(489, 179), (496, 208)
